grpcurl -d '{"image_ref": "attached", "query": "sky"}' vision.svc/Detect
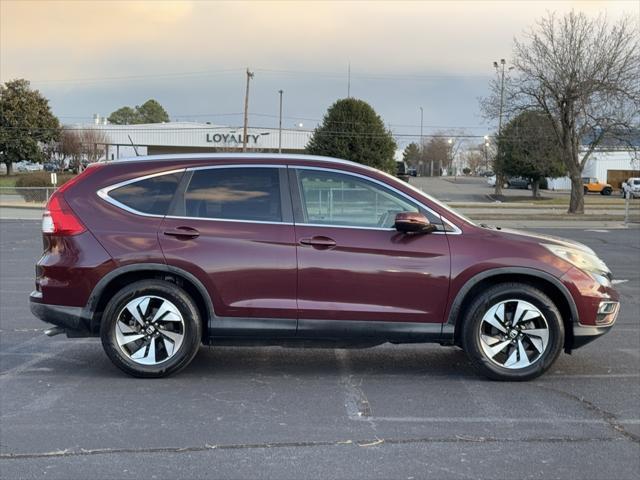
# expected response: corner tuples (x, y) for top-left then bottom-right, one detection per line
(1, 0), (637, 150)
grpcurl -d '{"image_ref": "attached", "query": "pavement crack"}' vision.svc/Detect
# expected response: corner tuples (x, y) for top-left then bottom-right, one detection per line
(534, 383), (640, 444)
(0, 436), (623, 460)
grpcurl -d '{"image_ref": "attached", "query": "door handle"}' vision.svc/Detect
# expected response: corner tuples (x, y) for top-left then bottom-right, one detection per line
(299, 236), (337, 249)
(163, 226), (200, 239)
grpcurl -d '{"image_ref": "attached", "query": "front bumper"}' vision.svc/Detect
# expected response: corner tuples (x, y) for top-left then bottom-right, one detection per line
(30, 291), (92, 336)
(569, 299), (619, 350)
(572, 323), (615, 349)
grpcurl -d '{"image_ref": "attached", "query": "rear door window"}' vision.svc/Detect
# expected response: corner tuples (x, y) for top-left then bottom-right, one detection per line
(107, 172), (182, 215)
(180, 167), (283, 222)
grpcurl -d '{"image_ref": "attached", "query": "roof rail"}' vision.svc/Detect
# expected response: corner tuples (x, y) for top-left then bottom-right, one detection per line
(101, 152), (363, 168)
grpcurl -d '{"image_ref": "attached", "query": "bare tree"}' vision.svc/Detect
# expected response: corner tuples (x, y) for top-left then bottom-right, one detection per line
(484, 11), (639, 213)
(80, 128), (109, 166)
(58, 128), (83, 171)
(463, 148), (485, 175)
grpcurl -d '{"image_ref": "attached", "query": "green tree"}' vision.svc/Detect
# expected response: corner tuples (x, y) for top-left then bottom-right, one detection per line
(107, 106), (138, 125)
(498, 111), (565, 198)
(306, 98), (396, 173)
(402, 143), (421, 167)
(136, 99), (169, 123)
(0, 79), (60, 175)
(107, 99), (170, 125)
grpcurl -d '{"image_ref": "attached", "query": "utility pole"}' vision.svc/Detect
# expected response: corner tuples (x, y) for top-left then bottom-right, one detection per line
(278, 90), (283, 154)
(493, 59), (507, 196)
(242, 68), (254, 152)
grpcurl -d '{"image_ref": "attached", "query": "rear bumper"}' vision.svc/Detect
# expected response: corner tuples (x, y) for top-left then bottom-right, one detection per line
(29, 291), (92, 336)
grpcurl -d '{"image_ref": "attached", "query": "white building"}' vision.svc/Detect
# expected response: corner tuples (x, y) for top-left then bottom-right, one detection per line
(547, 149), (639, 190)
(74, 122), (313, 160)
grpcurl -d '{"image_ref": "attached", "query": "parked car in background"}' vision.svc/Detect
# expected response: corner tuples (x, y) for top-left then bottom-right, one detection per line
(507, 177), (530, 189)
(487, 175), (496, 187)
(396, 161), (410, 182)
(408, 167), (417, 177)
(583, 177), (613, 195)
(16, 161), (43, 172)
(31, 153), (619, 381)
(480, 171), (494, 177)
(622, 178), (640, 198)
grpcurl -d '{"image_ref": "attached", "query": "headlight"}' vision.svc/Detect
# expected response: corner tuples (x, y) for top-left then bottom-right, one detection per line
(542, 243), (611, 285)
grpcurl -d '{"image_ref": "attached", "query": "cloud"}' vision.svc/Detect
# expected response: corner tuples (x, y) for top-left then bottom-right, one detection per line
(3, 0), (635, 83)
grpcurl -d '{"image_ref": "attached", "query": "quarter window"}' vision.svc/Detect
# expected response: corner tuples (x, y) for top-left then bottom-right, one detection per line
(182, 168), (282, 222)
(108, 172), (182, 215)
(296, 169), (441, 228)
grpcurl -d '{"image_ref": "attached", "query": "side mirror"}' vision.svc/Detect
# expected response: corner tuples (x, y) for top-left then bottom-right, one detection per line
(394, 212), (437, 234)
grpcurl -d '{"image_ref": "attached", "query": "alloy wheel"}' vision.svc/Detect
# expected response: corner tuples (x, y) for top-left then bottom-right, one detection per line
(115, 295), (185, 365)
(478, 299), (549, 369)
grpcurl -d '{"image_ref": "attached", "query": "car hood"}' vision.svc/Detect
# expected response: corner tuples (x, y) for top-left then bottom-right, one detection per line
(484, 226), (597, 255)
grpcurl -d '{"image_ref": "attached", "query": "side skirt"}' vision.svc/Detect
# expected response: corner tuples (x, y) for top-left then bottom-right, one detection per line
(207, 317), (455, 347)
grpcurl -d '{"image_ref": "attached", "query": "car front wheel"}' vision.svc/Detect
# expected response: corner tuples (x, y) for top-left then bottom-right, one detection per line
(461, 283), (564, 381)
(100, 280), (202, 378)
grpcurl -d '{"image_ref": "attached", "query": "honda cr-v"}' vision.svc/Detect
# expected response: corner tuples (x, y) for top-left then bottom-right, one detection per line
(30, 154), (620, 380)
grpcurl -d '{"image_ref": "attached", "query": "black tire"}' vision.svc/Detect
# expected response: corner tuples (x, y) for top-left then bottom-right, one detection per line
(601, 188), (612, 196)
(583, 186), (588, 194)
(460, 283), (564, 381)
(100, 279), (202, 378)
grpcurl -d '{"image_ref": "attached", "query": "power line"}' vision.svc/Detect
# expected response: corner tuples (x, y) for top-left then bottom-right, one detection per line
(26, 68), (244, 85)
(18, 66), (494, 86)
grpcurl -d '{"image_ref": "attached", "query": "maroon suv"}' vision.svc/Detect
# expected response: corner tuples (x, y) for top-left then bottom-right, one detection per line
(30, 154), (620, 380)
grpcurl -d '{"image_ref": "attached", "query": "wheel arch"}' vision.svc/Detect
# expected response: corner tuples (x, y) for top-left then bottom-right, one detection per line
(448, 267), (578, 352)
(85, 263), (214, 339)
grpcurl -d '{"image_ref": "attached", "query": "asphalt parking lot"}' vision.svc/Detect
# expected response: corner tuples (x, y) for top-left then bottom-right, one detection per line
(1, 220), (639, 479)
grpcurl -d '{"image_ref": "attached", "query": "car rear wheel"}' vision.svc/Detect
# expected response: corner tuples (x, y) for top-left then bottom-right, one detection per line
(601, 187), (612, 196)
(461, 283), (564, 381)
(583, 186), (588, 194)
(100, 280), (202, 378)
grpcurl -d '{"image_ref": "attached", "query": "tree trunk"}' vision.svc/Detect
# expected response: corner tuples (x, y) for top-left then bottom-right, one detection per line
(494, 173), (503, 196)
(5, 161), (12, 176)
(568, 173), (585, 214)
(531, 180), (540, 198)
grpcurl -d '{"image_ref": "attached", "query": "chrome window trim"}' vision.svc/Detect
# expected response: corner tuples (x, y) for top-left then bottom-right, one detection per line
(96, 163), (463, 234)
(164, 215), (293, 226)
(96, 168), (186, 218)
(292, 165), (462, 235)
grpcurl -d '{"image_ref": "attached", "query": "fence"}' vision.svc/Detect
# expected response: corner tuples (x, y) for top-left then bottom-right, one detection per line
(0, 187), (55, 205)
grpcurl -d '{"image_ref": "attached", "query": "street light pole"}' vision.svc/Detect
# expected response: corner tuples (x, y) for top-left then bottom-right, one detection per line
(278, 90), (283, 154)
(242, 68), (254, 152)
(483, 135), (490, 171)
(419, 106), (426, 177)
(493, 59), (507, 195)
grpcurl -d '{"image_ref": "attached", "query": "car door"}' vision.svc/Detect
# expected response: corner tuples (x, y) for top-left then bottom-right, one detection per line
(159, 165), (297, 336)
(290, 166), (451, 338)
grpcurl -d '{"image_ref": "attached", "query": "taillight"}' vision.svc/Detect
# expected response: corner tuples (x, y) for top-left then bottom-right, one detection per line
(42, 193), (86, 235)
(42, 164), (104, 236)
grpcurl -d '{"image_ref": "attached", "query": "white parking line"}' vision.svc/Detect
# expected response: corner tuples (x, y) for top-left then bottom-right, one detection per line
(353, 416), (640, 424)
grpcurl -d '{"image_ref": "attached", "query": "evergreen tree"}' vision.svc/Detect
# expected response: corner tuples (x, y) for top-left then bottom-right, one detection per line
(108, 99), (170, 124)
(306, 98), (396, 173)
(498, 111), (565, 197)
